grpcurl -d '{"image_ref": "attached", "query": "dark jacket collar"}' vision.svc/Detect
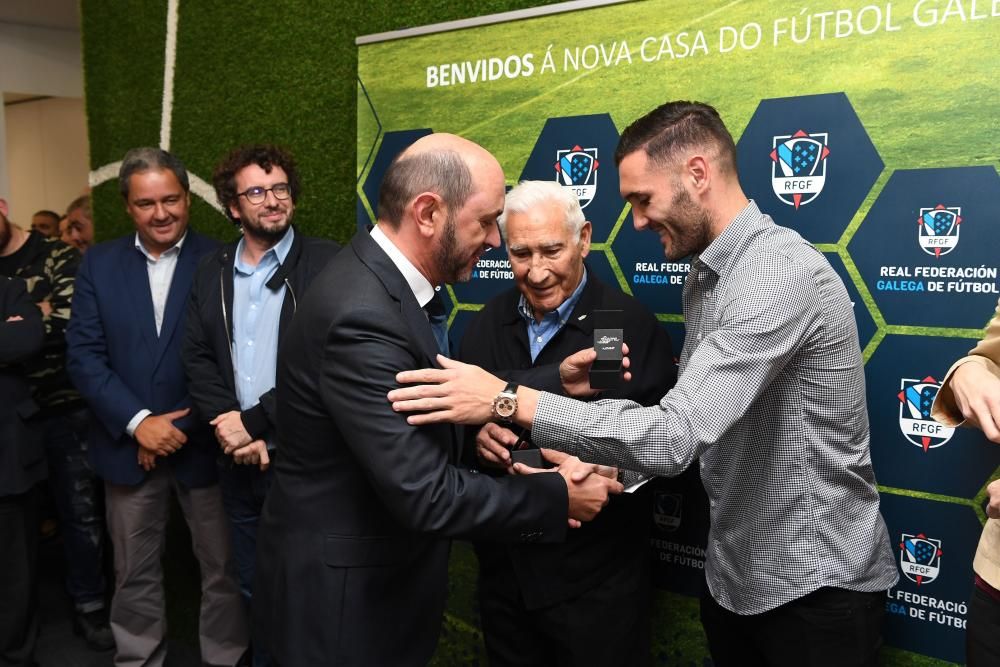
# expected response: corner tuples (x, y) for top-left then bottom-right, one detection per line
(214, 225), (304, 290)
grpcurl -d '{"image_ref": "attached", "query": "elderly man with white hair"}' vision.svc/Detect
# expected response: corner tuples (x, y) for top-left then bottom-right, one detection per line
(457, 179), (676, 667)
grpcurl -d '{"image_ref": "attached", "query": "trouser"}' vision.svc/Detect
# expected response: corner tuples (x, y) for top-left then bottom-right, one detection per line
(0, 487), (40, 667)
(42, 409), (107, 612)
(218, 459), (273, 667)
(700, 586), (885, 667)
(966, 580), (1000, 666)
(477, 558), (652, 667)
(105, 466), (248, 667)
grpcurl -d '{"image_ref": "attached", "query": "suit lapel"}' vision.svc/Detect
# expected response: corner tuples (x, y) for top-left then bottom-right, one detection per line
(351, 231), (460, 461)
(153, 234), (199, 368)
(351, 231), (443, 367)
(121, 241), (158, 358)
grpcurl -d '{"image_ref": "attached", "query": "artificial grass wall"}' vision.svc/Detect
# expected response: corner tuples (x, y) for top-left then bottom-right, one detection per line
(81, 0), (563, 244)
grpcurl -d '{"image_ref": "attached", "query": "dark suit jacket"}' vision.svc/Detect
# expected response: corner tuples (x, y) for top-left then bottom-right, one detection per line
(459, 270), (677, 609)
(65, 231), (220, 487)
(183, 228), (339, 439)
(0, 276), (46, 496)
(254, 230), (569, 666)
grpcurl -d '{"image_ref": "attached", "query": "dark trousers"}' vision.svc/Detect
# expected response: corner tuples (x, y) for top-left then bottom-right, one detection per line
(218, 460), (273, 667)
(700, 587), (885, 667)
(478, 559), (651, 667)
(0, 487), (40, 667)
(42, 409), (107, 612)
(966, 582), (1000, 666)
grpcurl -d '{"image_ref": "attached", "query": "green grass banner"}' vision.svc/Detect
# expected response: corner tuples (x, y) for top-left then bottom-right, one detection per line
(359, 1), (1000, 664)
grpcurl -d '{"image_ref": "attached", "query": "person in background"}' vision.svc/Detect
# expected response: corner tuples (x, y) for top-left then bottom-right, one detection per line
(0, 275), (46, 667)
(31, 210), (61, 239)
(0, 196), (113, 652)
(66, 148), (247, 667)
(184, 144), (339, 665)
(459, 179), (676, 666)
(63, 195), (96, 254)
(932, 296), (1000, 666)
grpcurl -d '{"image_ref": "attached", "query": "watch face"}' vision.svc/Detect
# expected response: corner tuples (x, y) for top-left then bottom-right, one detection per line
(495, 396), (516, 418)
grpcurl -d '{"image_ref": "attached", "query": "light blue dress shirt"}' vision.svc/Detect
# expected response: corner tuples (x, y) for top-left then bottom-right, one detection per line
(232, 227), (295, 448)
(517, 268), (587, 362)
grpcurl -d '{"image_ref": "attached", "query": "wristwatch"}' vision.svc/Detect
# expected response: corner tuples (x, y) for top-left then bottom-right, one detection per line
(491, 381), (519, 423)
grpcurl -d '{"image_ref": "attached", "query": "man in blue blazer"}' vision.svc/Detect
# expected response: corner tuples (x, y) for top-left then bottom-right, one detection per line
(66, 148), (247, 667)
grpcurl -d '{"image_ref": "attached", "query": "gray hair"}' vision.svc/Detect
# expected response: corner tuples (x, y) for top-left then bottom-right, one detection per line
(118, 147), (190, 199)
(376, 149), (474, 228)
(498, 180), (586, 243)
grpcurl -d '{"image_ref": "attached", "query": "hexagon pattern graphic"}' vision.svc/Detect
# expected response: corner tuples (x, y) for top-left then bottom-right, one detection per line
(737, 92), (883, 244)
(517, 113), (626, 244)
(879, 494), (980, 665)
(357, 97), (999, 664)
(850, 166), (1000, 329)
(867, 334), (1000, 498)
(824, 252), (878, 352)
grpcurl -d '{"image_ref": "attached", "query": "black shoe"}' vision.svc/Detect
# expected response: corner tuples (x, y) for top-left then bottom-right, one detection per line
(73, 608), (115, 652)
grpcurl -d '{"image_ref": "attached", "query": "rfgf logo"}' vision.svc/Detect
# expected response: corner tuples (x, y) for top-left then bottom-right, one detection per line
(898, 377), (955, 452)
(770, 130), (829, 209)
(900, 533), (943, 586)
(918, 204), (962, 258)
(554, 145), (599, 208)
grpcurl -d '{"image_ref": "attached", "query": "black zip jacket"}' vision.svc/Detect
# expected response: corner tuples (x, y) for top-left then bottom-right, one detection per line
(183, 228), (340, 440)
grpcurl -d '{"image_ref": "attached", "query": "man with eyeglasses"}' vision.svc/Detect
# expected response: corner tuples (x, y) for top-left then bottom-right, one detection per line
(66, 147), (248, 667)
(183, 144), (339, 665)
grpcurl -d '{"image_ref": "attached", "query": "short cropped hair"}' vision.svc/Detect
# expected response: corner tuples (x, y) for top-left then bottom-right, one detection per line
(615, 101), (738, 176)
(118, 147), (190, 198)
(376, 149), (474, 228)
(498, 180), (585, 243)
(34, 209), (61, 223)
(64, 196), (90, 218)
(212, 144), (301, 222)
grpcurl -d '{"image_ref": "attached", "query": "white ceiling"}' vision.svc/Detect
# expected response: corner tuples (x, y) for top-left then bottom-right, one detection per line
(0, 0), (80, 31)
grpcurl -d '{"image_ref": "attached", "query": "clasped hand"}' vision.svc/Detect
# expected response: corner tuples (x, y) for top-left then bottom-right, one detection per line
(135, 408), (190, 471)
(476, 423), (622, 528)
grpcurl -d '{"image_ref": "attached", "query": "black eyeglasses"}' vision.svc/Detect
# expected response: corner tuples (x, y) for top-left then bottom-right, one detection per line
(237, 183), (291, 205)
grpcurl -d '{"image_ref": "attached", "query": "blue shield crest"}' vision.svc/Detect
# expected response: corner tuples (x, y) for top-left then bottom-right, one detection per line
(899, 533), (942, 585)
(555, 145), (599, 208)
(918, 205), (962, 258)
(897, 376), (954, 452)
(770, 130), (830, 209)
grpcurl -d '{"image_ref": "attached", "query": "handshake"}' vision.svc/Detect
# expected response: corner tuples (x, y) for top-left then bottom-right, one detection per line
(475, 422), (623, 529)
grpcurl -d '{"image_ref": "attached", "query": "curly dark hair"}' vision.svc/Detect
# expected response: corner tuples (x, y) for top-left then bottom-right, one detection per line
(212, 145), (301, 222)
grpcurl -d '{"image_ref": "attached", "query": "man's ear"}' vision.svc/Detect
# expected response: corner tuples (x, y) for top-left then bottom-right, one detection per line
(411, 192), (445, 239)
(0, 198), (9, 218)
(685, 154), (710, 194)
(578, 221), (593, 258)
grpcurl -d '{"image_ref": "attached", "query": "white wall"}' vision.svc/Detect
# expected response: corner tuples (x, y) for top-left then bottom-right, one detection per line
(0, 21), (85, 211)
(5, 97), (89, 222)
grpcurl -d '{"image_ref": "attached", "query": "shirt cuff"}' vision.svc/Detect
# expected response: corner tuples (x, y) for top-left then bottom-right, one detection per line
(126, 409), (152, 438)
(531, 392), (589, 452)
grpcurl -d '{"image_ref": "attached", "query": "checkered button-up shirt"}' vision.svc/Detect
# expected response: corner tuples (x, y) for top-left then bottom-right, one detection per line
(532, 200), (898, 614)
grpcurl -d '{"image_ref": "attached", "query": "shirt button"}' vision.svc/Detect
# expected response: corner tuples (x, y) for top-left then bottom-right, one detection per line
(697, 333), (703, 341)
(706, 290), (713, 298)
(251, 304), (257, 310)
(247, 340), (254, 346)
(536, 336), (543, 343)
